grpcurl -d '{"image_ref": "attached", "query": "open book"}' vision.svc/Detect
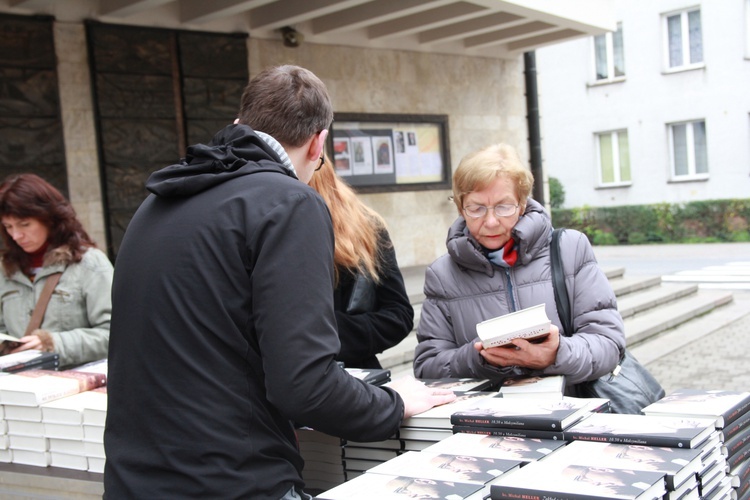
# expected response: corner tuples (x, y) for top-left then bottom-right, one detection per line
(476, 304), (551, 348)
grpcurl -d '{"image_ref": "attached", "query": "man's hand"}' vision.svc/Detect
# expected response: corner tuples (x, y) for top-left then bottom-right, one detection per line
(474, 324), (561, 370)
(388, 376), (456, 419)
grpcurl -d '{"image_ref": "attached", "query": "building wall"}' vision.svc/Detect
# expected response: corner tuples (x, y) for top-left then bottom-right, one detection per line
(249, 40), (528, 267)
(56, 28), (529, 268)
(536, 0), (750, 209)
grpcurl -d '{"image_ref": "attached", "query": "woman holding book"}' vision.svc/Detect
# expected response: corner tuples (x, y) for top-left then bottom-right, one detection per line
(308, 155), (413, 369)
(0, 173), (112, 367)
(413, 143), (625, 389)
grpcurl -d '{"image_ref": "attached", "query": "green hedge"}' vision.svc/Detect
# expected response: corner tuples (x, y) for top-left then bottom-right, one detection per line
(551, 199), (750, 245)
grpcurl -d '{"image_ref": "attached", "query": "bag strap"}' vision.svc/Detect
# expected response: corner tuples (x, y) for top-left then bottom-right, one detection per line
(25, 272), (62, 336)
(550, 228), (573, 337)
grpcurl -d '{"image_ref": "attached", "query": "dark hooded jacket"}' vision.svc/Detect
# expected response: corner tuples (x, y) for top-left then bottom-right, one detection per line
(103, 125), (404, 499)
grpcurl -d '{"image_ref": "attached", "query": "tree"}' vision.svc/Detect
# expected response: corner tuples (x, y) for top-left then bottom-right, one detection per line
(549, 177), (565, 209)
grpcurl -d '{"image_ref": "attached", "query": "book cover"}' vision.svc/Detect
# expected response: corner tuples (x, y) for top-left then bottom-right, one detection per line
(721, 405), (750, 442)
(490, 459), (666, 500)
(498, 375), (565, 400)
(423, 432), (566, 464)
(420, 378), (496, 392)
(564, 412), (716, 449)
(0, 351), (60, 373)
(452, 424), (566, 441)
(544, 440), (703, 490)
(367, 451), (521, 485)
(400, 391), (498, 430)
(450, 396), (600, 431)
(316, 472), (486, 500)
(642, 389), (750, 428)
(724, 427), (750, 461)
(476, 304), (551, 348)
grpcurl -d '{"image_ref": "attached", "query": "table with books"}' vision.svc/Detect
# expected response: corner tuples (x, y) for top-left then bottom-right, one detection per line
(312, 376), (750, 500)
(1, 354), (749, 500)
(0, 355), (107, 499)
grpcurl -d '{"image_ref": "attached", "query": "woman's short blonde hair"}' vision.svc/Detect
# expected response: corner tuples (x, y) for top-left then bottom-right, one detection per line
(452, 143), (534, 214)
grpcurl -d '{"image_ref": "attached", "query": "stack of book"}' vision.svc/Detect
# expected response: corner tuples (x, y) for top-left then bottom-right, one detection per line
(642, 388), (750, 499)
(0, 351), (60, 373)
(296, 427), (346, 494)
(317, 436), (527, 499)
(0, 362), (107, 472)
(489, 453), (667, 500)
(342, 378), (495, 479)
(498, 374), (566, 400)
(449, 394), (610, 441)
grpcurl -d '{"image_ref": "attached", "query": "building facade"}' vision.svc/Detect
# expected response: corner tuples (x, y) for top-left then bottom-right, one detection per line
(1, 0), (614, 267)
(537, 0), (750, 210)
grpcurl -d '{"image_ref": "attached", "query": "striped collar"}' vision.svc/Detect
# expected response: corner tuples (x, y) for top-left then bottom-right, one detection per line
(254, 131), (297, 179)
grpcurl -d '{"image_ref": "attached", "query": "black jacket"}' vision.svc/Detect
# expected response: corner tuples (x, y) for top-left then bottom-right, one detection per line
(333, 230), (413, 369)
(104, 124), (404, 499)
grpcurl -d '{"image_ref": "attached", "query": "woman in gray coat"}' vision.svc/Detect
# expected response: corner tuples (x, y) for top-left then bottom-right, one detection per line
(414, 143), (625, 389)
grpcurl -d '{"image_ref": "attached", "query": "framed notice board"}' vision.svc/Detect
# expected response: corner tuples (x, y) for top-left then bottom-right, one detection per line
(329, 113), (451, 193)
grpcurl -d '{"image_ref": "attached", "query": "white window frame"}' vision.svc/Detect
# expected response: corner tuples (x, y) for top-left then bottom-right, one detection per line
(595, 129), (631, 188)
(746, 0), (750, 58)
(592, 22), (625, 83)
(668, 120), (709, 181)
(662, 8), (705, 72)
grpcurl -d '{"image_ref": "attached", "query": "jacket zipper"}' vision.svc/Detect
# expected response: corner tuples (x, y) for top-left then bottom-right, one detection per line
(504, 267), (517, 311)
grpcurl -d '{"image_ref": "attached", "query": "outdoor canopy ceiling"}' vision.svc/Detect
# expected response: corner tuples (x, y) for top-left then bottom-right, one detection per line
(3, 0), (616, 59)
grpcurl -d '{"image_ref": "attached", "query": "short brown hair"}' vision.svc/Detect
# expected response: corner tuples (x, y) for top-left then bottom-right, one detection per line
(452, 143), (534, 213)
(237, 65), (333, 148)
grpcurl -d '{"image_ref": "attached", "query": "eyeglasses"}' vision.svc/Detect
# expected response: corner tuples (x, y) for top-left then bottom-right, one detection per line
(463, 204), (519, 219)
(315, 156), (324, 171)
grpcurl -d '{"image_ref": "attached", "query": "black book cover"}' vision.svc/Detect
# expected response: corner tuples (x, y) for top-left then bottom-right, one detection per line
(643, 389), (750, 428)
(564, 412), (716, 449)
(452, 425), (565, 441)
(450, 397), (595, 431)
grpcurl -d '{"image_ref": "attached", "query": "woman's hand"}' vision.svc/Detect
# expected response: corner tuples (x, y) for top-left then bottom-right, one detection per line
(4, 329), (54, 354)
(474, 324), (560, 369)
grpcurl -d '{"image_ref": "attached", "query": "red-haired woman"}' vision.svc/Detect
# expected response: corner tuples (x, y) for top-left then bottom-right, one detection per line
(0, 173), (112, 367)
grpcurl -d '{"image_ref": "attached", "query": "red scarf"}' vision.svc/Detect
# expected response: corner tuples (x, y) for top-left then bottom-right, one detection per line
(487, 238), (518, 267)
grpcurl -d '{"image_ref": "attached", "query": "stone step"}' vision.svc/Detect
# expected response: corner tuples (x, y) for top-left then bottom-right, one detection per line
(616, 283), (698, 319)
(623, 290), (734, 347)
(632, 293), (750, 366)
(609, 275), (662, 297)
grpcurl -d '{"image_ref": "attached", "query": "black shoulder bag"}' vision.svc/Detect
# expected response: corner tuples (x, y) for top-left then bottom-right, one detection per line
(550, 228), (665, 414)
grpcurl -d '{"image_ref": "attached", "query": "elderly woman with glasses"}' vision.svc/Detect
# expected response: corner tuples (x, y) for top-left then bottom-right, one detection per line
(413, 143), (625, 390)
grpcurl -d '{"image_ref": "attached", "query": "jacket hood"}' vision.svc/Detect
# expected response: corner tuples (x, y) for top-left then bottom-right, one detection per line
(445, 198), (551, 275)
(146, 124), (294, 198)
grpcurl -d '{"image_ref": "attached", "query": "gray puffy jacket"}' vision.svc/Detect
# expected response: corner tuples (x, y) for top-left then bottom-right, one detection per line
(414, 198), (625, 386)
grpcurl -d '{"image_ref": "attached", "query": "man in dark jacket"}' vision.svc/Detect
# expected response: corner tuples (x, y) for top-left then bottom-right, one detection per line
(103, 65), (454, 499)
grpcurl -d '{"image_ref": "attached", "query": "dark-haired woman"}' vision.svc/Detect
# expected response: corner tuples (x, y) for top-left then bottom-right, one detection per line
(0, 173), (112, 367)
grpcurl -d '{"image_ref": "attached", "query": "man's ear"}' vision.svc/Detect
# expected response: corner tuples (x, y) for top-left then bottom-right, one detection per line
(312, 129), (328, 160)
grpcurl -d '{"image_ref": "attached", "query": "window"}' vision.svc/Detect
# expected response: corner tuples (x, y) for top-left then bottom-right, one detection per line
(664, 9), (703, 70)
(594, 22), (625, 80)
(669, 120), (708, 179)
(596, 130), (631, 186)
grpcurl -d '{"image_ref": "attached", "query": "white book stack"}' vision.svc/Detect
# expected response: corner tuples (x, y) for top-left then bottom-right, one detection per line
(1, 374), (52, 467)
(0, 404), (10, 463)
(82, 387), (107, 473)
(40, 388), (107, 472)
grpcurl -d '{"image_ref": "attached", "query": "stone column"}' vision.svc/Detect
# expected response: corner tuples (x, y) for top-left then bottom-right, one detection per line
(53, 21), (107, 251)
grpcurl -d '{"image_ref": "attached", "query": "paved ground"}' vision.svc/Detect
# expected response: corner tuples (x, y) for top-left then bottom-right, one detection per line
(594, 242), (750, 395)
(403, 242), (750, 396)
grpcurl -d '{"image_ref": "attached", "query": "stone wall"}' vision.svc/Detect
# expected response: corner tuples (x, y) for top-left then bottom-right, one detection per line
(54, 28), (529, 267)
